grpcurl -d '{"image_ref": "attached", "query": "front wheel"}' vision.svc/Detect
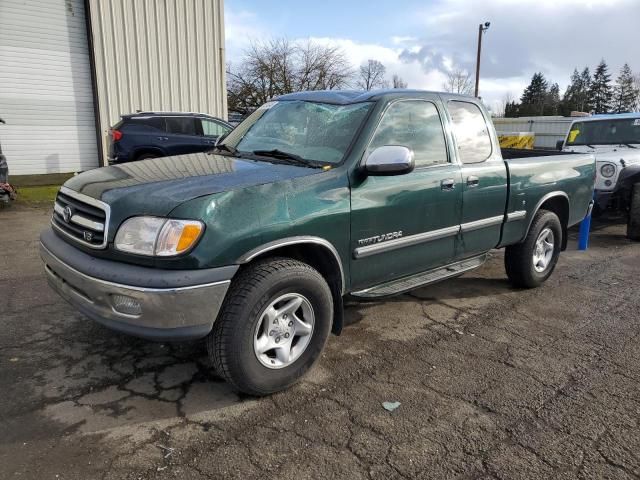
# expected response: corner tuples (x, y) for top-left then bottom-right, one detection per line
(505, 210), (562, 288)
(627, 182), (640, 241)
(207, 258), (333, 396)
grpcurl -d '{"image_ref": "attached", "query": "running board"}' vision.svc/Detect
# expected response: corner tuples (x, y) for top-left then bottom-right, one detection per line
(351, 254), (488, 298)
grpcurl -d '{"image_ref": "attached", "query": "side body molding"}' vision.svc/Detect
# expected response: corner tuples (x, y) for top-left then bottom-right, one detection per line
(237, 236), (346, 294)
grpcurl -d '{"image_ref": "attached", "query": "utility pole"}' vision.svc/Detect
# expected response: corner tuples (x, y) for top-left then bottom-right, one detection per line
(474, 22), (490, 97)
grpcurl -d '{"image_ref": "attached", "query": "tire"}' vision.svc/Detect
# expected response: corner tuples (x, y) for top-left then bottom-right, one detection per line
(505, 209), (562, 288)
(207, 258), (333, 396)
(627, 183), (640, 241)
(136, 153), (158, 160)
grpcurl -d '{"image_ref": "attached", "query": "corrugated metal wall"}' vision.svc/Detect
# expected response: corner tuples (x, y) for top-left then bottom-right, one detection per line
(492, 116), (574, 149)
(87, 0), (227, 164)
(0, 0), (99, 175)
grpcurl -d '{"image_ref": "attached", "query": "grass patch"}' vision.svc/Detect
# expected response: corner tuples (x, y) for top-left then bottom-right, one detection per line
(15, 185), (59, 205)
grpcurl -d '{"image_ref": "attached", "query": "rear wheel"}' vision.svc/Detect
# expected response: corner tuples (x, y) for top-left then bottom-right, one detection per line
(626, 182), (640, 241)
(505, 210), (562, 288)
(207, 258), (333, 396)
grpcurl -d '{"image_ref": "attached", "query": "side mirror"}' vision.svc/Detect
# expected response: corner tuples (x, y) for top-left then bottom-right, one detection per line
(363, 146), (415, 176)
(556, 140), (564, 151)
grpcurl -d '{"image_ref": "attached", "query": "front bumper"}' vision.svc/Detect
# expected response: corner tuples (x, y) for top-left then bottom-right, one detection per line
(594, 190), (613, 209)
(40, 229), (237, 341)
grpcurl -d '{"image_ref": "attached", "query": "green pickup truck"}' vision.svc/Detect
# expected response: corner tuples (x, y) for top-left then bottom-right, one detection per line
(41, 90), (595, 395)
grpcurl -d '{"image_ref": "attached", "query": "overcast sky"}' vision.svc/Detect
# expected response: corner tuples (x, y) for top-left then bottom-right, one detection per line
(225, 0), (640, 112)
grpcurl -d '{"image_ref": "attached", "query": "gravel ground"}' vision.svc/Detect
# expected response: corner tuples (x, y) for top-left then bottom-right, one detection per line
(1, 204), (639, 480)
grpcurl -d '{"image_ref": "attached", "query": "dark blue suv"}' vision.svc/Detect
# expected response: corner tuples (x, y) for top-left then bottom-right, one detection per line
(108, 112), (233, 164)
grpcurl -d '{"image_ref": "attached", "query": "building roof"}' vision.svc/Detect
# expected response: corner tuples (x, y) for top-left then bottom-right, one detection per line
(275, 89), (473, 105)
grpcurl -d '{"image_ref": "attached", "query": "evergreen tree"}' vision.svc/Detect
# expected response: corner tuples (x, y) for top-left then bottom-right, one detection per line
(589, 60), (613, 113)
(520, 72), (549, 116)
(504, 101), (520, 118)
(613, 63), (639, 113)
(579, 67), (592, 112)
(545, 83), (561, 115)
(561, 68), (591, 114)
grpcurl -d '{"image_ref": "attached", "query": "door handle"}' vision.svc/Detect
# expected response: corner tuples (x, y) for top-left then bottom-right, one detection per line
(441, 179), (456, 191)
(157, 136), (169, 141)
(466, 175), (480, 187)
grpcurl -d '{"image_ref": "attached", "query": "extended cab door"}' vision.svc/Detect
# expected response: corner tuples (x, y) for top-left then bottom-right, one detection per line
(350, 98), (463, 291)
(444, 98), (508, 258)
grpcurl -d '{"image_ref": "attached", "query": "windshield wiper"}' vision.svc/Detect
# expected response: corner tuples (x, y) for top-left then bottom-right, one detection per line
(211, 143), (238, 155)
(252, 149), (321, 168)
(622, 143), (638, 149)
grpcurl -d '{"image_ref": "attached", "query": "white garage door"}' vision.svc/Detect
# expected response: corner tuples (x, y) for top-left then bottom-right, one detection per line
(0, 0), (99, 175)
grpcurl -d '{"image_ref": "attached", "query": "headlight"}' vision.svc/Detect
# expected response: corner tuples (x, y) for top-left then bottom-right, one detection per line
(600, 164), (616, 178)
(114, 217), (204, 256)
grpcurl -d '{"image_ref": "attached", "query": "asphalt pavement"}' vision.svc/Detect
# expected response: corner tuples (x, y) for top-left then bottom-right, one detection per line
(1, 204), (639, 479)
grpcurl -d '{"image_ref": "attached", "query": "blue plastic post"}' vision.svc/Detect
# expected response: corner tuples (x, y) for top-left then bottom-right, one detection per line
(578, 197), (595, 251)
(578, 214), (591, 250)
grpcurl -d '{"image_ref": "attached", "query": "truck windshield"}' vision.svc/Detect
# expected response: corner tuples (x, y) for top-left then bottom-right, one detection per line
(567, 118), (640, 146)
(219, 100), (373, 164)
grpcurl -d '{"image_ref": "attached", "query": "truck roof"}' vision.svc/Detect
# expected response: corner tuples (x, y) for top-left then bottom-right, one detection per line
(572, 113), (640, 123)
(276, 89), (475, 105)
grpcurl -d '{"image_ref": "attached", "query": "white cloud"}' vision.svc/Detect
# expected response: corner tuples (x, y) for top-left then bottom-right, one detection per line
(224, 8), (270, 62)
(391, 36), (418, 46)
(307, 37), (448, 91)
(225, 0), (640, 107)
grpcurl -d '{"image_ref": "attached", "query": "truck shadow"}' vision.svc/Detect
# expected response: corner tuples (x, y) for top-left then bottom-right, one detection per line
(344, 276), (514, 327)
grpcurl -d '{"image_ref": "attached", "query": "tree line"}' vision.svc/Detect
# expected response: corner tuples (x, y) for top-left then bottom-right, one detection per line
(227, 39), (407, 114)
(504, 60), (640, 117)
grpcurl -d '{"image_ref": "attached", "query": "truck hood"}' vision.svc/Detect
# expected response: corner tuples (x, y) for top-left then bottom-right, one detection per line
(565, 145), (640, 167)
(567, 147), (640, 192)
(64, 152), (322, 216)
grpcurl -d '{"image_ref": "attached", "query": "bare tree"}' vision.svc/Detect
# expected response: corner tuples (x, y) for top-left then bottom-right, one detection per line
(227, 38), (353, 113)
(392, 74), (408, 89)
(442, 69), (473, 95)
(296, 40), (353, 91)
(357, 59), (389, 91)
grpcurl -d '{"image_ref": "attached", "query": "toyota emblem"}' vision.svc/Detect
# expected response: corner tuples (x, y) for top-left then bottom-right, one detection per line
(62, 206), (73, 223)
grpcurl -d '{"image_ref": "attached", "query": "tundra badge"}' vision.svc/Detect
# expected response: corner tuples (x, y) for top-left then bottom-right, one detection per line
(358, 231), (403, 246)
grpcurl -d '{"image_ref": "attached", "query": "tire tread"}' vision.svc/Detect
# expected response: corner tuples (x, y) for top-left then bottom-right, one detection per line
(627, 183), (640, 241)
(505, 209), (561, 288)
(207, 258), (329, 395)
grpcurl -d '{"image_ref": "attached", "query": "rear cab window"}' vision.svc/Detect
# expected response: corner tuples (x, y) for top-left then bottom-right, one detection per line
(448, 101), (492, 164)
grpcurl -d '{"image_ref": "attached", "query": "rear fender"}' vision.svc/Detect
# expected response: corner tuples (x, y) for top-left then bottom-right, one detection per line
(524, 192), (570, 250)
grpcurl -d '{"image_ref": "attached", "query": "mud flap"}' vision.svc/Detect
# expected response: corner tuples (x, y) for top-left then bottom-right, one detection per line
(331, 291), (344, 335)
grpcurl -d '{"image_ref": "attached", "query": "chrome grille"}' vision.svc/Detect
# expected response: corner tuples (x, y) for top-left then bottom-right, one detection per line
(51, 186), (110, 249)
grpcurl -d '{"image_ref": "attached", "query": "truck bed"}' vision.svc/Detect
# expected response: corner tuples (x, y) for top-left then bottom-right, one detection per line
(499, 151), (595, 247)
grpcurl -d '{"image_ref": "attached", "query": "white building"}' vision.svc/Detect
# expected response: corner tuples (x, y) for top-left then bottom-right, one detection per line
(492, 116), (576, 150)
(0, 0), (227, 177)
